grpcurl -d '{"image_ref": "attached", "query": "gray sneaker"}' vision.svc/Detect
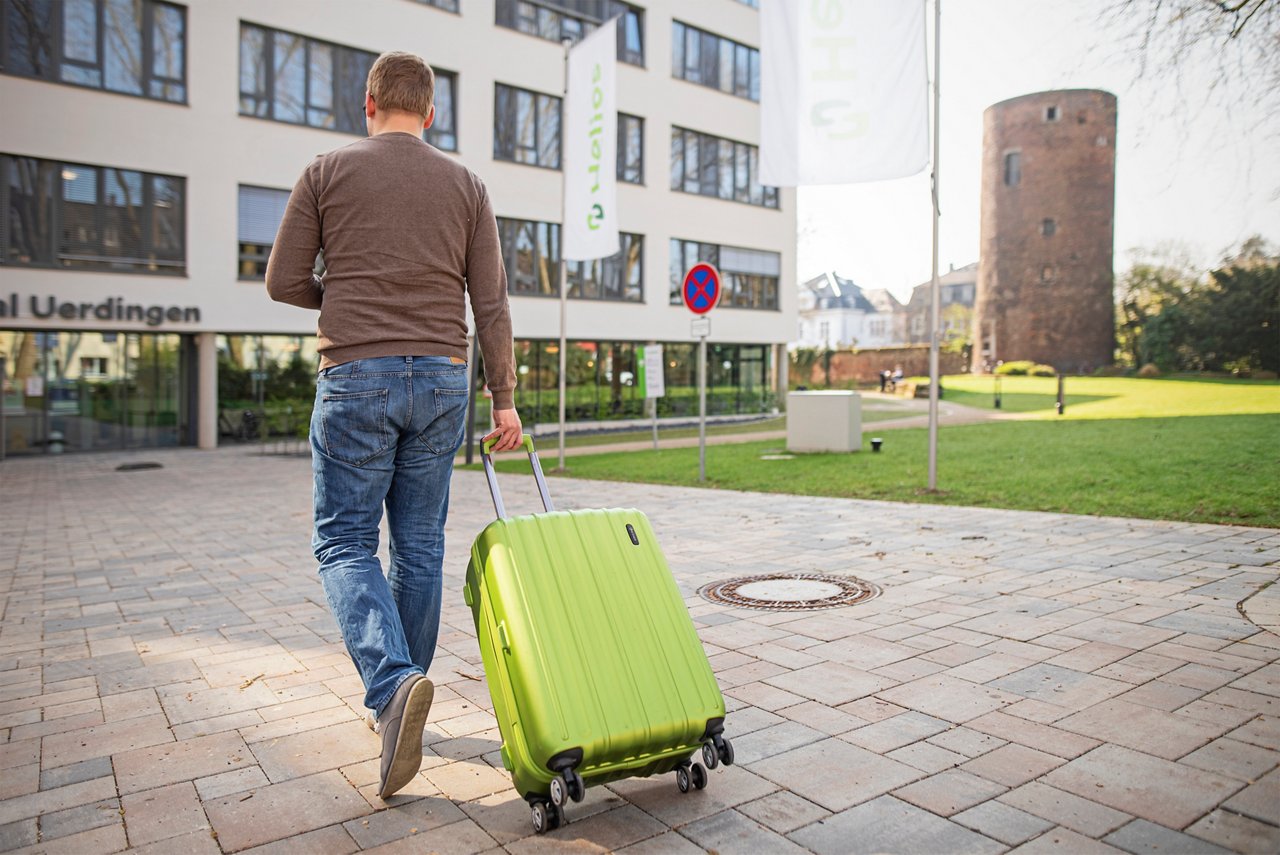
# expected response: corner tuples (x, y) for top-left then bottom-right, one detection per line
(377, 674), (434, 799)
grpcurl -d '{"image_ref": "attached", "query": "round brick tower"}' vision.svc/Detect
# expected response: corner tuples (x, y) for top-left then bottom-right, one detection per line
(972, 90), (1117, 373)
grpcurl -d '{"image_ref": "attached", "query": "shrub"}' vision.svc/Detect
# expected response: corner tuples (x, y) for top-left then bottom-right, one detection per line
(1253, 370), (1278, 380)
(1093, 364), (1129, 377)
(995, 360), (1036, 375)
(1138, 363), (1161, 378)
(1029, 364), (1057, 377)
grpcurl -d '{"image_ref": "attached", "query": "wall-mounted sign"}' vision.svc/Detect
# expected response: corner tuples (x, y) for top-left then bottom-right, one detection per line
(0, 294), (201, 326)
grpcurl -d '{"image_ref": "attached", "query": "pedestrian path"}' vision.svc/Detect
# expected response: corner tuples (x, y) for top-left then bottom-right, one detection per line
(1, 447), (1277, 853)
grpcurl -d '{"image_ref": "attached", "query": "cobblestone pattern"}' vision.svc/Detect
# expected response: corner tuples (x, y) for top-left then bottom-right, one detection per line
(1, 447), (1277, 853)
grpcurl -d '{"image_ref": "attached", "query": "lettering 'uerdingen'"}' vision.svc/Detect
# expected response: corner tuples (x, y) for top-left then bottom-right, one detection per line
(0, 294), (201, 326)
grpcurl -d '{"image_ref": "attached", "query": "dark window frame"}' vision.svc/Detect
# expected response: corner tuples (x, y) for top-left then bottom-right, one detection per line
(671, 20), (758, 101)
(668, 238), (779, 311)
(618, 113), (643, 184)
(0, 0), (188, 104)
(494, 82), (562, 169)
(238, 21), (376, 136)
(425, 69), (459, 151)
(2, 152), (186, 276)
(567, 232), (644, 303)
(669, 127), (778, 209)
(497, 216), (561, 297)
(409, 0), (460, 12)
(494, 1), (645, 67)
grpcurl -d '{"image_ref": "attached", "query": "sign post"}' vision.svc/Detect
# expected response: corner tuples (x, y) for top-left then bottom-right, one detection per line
(638, 343), (664, 450)
(682, 263), (721, 482)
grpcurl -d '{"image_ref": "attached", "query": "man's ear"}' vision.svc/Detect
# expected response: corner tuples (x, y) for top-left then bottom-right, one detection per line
(365, 91), (374, 118)
(423, 105), (435, 131)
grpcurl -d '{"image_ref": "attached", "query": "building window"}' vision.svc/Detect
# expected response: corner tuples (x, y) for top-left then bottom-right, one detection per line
(671, 20), (759, 101)
(498, 217), (560, 296)
(426, 70), (458, 151)
(237, 185), (290, 280)
(669, 128), (777, 208)
(668, 239), (779, 310)
(1003, 151), (1021, 186)
(2, 154), (184, 274)
(239, 22), (375, 135)
(1042, 218), (1056, 237)
(615, 3), (644, 66)
(818, 321), (830, 342)
(495, 1), (645, 67)
(618, 113), (643, 183)
(1044, 105), (1058, 121)
(494, 83), (561, 168)
(567, 233), (643, 302)
(1, 0), (187, 102)
(410, 0), (459, 11)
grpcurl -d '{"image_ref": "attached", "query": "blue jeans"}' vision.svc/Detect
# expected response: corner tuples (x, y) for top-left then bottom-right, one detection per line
(310, 355), (469, 715)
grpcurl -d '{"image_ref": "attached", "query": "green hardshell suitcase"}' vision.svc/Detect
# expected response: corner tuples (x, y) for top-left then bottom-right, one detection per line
(463, 436), (733, 834)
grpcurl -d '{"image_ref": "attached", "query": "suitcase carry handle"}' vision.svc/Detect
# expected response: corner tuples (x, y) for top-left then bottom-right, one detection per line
(481, 433), (555, 519)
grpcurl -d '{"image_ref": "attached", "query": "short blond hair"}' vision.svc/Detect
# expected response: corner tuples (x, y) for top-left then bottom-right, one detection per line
(366, 51), (435, 119)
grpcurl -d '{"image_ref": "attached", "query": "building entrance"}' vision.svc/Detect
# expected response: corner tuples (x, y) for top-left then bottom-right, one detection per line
(1, 331), (192, 456)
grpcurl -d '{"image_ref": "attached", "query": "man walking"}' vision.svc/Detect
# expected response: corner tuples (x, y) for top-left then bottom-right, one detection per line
(267, 51), (521, 799)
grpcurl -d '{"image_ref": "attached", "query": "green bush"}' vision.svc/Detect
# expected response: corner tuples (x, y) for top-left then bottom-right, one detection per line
(995, 360), (1035, 376)
(995, 361), (1056, 377)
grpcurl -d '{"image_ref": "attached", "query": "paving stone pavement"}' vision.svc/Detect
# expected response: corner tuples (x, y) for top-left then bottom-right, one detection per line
(2, 446), (1279, 854)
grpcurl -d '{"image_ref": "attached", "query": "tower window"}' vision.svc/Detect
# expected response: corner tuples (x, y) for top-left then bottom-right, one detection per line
(1003, 151), (1021, 186)
(1042, 218), (1056, 236)
(1045, 105), (1058, 121)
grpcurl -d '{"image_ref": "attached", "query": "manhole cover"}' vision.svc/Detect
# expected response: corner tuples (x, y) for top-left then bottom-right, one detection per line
(698, 573), (881, 611)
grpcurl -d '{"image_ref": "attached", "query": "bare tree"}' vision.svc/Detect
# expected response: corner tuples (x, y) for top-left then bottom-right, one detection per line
(1102, 1), (1280, 122)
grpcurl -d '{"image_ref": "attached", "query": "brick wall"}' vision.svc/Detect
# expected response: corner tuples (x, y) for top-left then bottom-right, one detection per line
(795, 346), (969, 387)
(973, 90), (1117, 374)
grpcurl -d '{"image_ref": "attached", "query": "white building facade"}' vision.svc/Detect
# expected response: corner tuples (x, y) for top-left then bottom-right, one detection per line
(795, 273), (903, 350)
(0, 0), (794, 457)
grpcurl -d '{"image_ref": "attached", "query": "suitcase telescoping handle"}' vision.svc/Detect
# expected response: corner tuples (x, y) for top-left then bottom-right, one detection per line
(481, 433), (555, 520)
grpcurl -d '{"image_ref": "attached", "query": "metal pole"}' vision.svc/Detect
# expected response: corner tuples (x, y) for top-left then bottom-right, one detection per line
(650, 340), (659, 450)
(1057, 374), (1065, 415)
(557, 38), (571, 472)
(926, 0), (942, 491)
(698, 334), (707, 482)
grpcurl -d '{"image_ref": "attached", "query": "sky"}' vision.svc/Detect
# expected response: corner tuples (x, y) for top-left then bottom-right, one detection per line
(795, 0), (1280, 304)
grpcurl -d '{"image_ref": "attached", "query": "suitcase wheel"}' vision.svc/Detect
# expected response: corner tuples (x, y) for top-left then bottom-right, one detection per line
(716, 734), (735, 767)
(549, 769), (585, 807)
(702, 741), (719, 770)
(567, 769), (586, 803)
(676, 765), (691, 793)
(531, 800), (561, 834)
(691, 762), (708, 790)
(677, 762), (709, 794)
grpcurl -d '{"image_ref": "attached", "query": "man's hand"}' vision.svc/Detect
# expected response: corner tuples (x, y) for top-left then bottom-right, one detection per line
(484, 408), (523, 453)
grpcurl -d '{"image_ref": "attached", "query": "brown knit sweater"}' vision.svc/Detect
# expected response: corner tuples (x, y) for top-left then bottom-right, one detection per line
(266, 132), (516, 410)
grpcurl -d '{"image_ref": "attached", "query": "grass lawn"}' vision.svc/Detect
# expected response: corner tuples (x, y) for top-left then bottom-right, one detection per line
(493, 377), (1280, 527)
(936, 374), (1280, 419)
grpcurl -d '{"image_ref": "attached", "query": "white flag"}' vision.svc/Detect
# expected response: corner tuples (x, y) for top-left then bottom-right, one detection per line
(562, 19), (619, 261)
(759, 0), (928, 186)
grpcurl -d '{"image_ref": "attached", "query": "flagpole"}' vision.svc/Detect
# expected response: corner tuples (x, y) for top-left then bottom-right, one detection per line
(558, 38), (571, 473)
(927, 0), (942, 491)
